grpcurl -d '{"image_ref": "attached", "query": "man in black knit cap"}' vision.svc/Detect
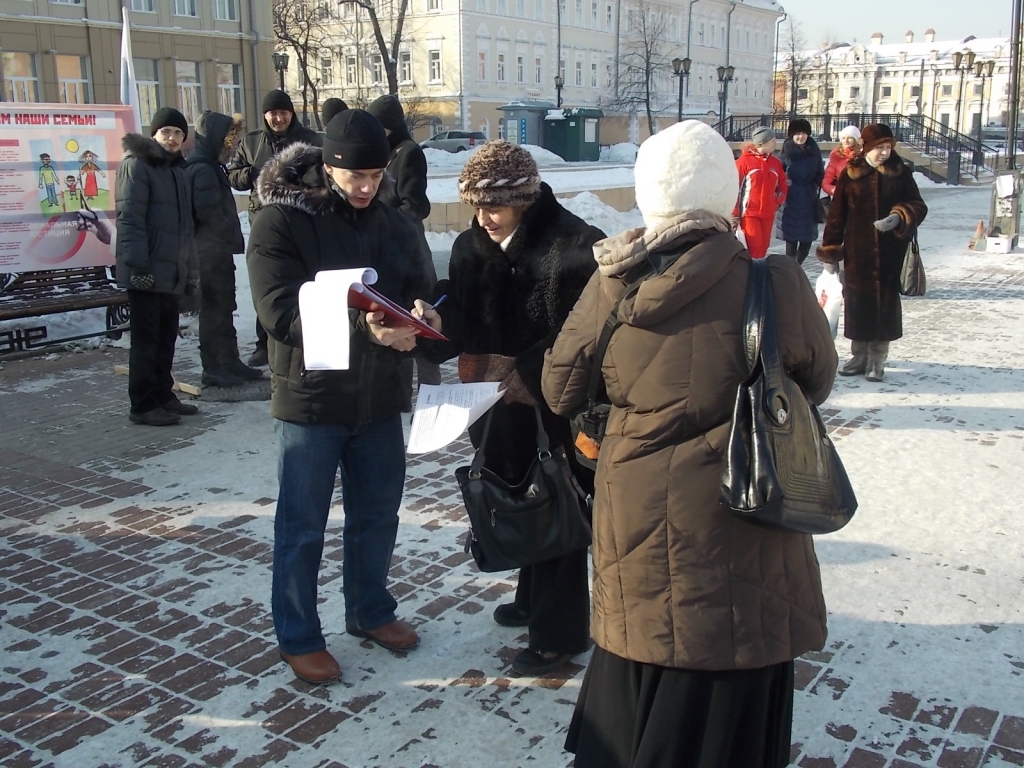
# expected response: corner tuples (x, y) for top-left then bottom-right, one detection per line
(227, 89), (320, 367)
(247, 109), (438, 686)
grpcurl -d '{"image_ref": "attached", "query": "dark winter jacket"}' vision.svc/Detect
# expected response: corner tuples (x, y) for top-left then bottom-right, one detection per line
(114, 134), (197, 294)
(247, 142), (431, 426)
(185, 111), (245, 256)
(542, 217), (837, 670)
(380, 126), (431, 223)
(817, 150), (927, 342)
(733, 145), (788, 219)
(780, 137), (825, 243)
(423, 183), (604, 483)
(226, 115), (321, 217)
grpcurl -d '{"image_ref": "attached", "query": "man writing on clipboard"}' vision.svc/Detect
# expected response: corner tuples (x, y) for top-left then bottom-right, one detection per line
(247, 109), (441, 686)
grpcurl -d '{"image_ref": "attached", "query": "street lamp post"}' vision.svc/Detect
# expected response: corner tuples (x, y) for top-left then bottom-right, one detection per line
(554, 74), (564, 109)
(973, 59), (996, 161)
(272, 51), (290, 92)
(672, 57), (691, 123)
(717, 64), (735, 136)
(952, 50), (976, 137)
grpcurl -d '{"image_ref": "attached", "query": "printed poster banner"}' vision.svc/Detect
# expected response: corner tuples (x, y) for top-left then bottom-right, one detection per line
(0, 104), (137, 271)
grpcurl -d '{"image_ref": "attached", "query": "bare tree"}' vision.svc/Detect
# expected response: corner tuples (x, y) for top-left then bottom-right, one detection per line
(782, 18), (810, 117)
(338, 0), (411, 96)
(400, 95), (439, 137)
(272, 1), (331, 127)
(608, 1), (671, 136)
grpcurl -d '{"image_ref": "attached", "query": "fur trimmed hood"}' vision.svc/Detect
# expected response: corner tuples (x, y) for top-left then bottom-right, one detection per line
(191, 111), (245, 165)
(255, 141), (395, 215)
(845, 149), (907, 180)
(121, 133), (182, 166)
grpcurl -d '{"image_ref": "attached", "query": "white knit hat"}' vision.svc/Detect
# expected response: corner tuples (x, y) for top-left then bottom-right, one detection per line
(838, 125), (861, 140)
(633, 120), (739, 229)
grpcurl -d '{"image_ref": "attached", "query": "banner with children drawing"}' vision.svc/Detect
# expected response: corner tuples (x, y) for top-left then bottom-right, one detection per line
(0, 104), (136, 270)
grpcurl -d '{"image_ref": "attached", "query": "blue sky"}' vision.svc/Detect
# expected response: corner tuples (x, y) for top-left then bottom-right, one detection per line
(779, 0), (1012, 48)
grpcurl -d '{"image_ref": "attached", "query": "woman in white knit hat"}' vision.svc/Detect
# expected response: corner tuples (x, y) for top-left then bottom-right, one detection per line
(543, 121), (837, 767)
(823, 124), (862, 197)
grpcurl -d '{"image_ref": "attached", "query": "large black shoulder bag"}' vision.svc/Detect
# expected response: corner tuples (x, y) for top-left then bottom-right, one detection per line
(720, 257), (858, 534)
(456, 406), (592, 572)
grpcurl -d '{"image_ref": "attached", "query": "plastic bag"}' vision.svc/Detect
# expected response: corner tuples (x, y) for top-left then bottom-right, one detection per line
(815, 268), (843, 340)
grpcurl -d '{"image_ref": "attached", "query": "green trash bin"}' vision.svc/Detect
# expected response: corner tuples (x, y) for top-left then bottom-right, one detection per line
(543, 108), (603, 161)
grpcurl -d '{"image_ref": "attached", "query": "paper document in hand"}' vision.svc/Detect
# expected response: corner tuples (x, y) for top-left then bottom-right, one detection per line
(298, 268), (377, 371)
(348, 282), (447, 340)
(407, 383), (506, 454)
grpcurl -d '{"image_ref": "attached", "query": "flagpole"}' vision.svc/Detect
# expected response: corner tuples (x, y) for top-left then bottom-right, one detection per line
(119, 7), (143, 133)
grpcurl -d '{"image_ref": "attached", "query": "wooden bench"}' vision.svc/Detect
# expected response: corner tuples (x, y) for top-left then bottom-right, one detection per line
(0, 266), (129, 355)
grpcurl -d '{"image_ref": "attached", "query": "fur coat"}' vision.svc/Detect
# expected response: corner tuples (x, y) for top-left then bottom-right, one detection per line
(817, 150), (927, 342)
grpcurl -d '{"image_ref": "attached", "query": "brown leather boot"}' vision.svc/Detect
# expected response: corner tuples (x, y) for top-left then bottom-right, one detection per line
(279, 649), (342, 684)
(839, 341), (868, 376)
(347, 619), (420, 651)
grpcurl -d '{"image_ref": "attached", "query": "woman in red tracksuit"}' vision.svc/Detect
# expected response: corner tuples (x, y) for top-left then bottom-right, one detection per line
(733, 126), (787, 259)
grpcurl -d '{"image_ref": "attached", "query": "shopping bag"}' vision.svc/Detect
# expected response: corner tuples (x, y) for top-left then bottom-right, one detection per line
(815, 268), (843, 340)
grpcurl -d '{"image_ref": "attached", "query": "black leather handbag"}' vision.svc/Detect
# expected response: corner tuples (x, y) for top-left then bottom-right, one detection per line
(720, 258), (857, 534)
(456, 406), (592, 572)
(899, 233), (926, 297)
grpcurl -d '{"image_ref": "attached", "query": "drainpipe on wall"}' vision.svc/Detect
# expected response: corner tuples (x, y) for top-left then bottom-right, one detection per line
(685, 0), (700, 98)
(614, 0), (620, 96)
(774, 11), (786, 112)
(248, 0), (262, 123)
(917, 58), (925, 114)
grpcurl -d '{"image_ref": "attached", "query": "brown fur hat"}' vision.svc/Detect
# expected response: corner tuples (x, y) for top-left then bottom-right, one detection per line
(861, 123), (895, 153)
(458, 141), (541, 208)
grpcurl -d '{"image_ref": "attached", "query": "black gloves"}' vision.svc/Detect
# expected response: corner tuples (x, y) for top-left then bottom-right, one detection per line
(185, 278), (200, 296)
(130, 272), (155, 290)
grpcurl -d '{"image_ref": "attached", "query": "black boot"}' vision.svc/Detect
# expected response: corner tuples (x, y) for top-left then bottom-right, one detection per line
(247, 344), (268, 367)
(224, 357), (264, 381)
(201, 369), (245, 388)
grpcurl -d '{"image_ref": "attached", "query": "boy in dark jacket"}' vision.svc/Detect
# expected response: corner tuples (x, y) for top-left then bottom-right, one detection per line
(185, 110), (263, 388)
(227, 89), (321, 367)
(115, 107), (198, 426)
(366, 94), (441, 398)
(247, 110), (437, 685)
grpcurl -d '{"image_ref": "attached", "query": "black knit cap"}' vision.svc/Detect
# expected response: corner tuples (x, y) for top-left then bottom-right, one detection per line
(366, 94), (406, 132)
(261, 89), (294, 114)
(321, 98), (349, 127)
(322, 109), (390, 169)
(149, 107), (189, 140)
(788, 118), (813, 137)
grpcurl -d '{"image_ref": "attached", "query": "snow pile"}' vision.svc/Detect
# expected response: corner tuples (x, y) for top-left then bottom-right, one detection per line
(913, 172), (943, 188)
(521, 144), (567, 166)
(423, 147), (476, 171)
(560, 191), (643, 236)
(601, 143), (640, 163)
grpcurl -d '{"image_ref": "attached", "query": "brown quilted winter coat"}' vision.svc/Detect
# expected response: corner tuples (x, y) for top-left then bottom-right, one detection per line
(542, 215), (837, 670)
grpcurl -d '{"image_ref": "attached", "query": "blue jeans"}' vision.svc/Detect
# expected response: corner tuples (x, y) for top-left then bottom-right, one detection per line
(272, 415), (405, 655)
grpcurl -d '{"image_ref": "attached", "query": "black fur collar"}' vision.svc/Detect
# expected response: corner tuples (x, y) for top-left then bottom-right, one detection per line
(121, 133), (182, 165)
(846, 150), (907, 180)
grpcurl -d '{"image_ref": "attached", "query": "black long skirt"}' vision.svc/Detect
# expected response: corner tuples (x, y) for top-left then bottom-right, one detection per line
(565, 646), (794, 768)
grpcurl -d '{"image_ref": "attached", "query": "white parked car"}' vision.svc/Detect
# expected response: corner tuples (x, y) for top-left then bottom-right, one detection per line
(420, 130), (487, 153)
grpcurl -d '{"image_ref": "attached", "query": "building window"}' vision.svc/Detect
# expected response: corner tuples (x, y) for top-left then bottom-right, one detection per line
(797, 87), (808, 100)
(699, 22), (705, 44)
(56, 54), (91, 104)
(575, 0), (582, 24)
(849, 86), (860, 98)
(497, 0), (506, 12)
(371, 54), (383, 84)
(130, 0), (155, 9)
(478, 51), (488, 80)
(346, 55), (357, 85)
(497, 53), (506, 82)
(428, 0), (440, 9)
(592, 0), (598, 26)
(974, 83), (983, 95)
(881, 85), (892, 97)
(941, 84), (953, 96)
(575, 60), (582, 86)
(429, 49), (442, 83)
(591, 61), (597, 87)
(605, 3), (612, 29)
(134, 58), (160, 125)
(217, 62), (242, 115)
(321, 56), (333, 86)
(516, 0), (525, 16)
(214, 0), (237, 20)
(911, 85), (921, 96)
(176, 60), (202, 122)
(535, 56), (542, 84)
(51, 0), (83, 4)
(559, 58), (565, 80)
(173, 0), (197, 16)
(400, 50), (412, 83)
(478, 0), (487, 9)
(535, 0), (543, 19)
(710, 25), (715, 48)
(3, 52), (40, 103)
(824, 87), (834, 99)
(517, 55), (525, 83)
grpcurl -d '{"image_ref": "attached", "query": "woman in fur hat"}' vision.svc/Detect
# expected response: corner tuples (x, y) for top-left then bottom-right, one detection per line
(780, 118), (825, 264)
(423, 141), (604, 676)
(543, 120), (836, 767)
(823, 125), (862, 197)
(818, 123), (927, 381)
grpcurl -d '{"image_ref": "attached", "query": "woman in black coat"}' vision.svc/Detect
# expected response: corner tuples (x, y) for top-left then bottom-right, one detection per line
(423, 141), (604, 676)
(780, 119), (825, 264)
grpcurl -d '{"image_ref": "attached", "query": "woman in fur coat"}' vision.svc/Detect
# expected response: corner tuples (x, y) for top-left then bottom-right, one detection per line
(423, 141), (604, 676)
(779, 118), (824, 264)
(817, 123), (928, 381)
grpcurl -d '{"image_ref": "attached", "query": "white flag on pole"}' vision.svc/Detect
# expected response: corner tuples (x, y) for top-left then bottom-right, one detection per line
(119, 7), (143, 133)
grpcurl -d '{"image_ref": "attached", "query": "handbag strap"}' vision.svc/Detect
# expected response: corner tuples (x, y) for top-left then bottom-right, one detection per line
(742, 258), (769, 375)
(468, 405), (552, 478)
(746, 258), (790, 423)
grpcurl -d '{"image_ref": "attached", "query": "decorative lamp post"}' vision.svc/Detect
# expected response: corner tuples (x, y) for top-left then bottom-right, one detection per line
(672, 57), (691, 123)
(717, 64), (735, 136)
(952, 50), (976, 136)
(272, 51), (290, 92)
(972, 59), (996, 164)
(554, 74), (564, 109)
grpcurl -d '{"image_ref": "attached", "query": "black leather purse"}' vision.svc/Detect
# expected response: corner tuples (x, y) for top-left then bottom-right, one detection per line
(899, 233), (926, 297)
(720, 258), (857, 534)
(456, 406), (592, 572)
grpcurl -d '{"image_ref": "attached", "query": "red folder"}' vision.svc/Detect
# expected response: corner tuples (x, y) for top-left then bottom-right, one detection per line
(348, 282), (448, 341)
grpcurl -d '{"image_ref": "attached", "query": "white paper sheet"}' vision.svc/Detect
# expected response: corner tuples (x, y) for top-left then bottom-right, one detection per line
(407, 383), (506, 454)
(298, 268), (379, 370)
(996, 174), (1016, 198)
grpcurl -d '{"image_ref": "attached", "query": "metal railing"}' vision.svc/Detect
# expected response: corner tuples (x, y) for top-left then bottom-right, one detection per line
(712, 113), (1002, 181)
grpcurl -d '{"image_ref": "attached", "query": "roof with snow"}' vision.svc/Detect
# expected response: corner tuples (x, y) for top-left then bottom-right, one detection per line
(779, 35), (1009, 68)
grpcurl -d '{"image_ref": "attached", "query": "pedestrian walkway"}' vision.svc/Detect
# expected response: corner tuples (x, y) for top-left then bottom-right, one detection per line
(1, 257), (1023, 767)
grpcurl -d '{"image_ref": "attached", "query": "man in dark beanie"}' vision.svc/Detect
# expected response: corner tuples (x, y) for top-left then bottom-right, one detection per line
(247, 109), (437, 685)
(227, 88), (321, 367)
(321, 97), (348, 128)
(114, 106), (198, 426)
(366, 94), (441, 399)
